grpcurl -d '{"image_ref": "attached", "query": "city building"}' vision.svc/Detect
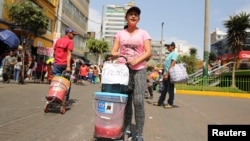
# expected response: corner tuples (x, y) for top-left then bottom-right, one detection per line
(0, 0), (89, 59)
(56, 0), (89, 58)
(210, 28), (227, 44)
(0, 0), (58, 52)
(210, 28), (250, 68)
(102, 0), (135, 47)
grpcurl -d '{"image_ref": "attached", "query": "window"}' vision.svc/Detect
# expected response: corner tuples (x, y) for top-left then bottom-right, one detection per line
(47, 18), (52, 33)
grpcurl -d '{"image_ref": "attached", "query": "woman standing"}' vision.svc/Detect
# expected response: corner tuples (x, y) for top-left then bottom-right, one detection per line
(111, 6), (152, 141)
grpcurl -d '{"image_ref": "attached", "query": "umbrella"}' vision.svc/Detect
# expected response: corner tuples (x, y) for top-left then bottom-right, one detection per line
(0, 29), (20, 49)
(46, 58), (54, 64)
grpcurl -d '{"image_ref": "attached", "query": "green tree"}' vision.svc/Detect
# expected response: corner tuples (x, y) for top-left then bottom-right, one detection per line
(224, 12), (250, 87)
(178, 48), (199, 74)
(6, 0), (48, 82)
(189, 47), (197, 56)
(209, 51), (217, 64)
(6, 1), (48, 38)
(86, 38), (110, 64)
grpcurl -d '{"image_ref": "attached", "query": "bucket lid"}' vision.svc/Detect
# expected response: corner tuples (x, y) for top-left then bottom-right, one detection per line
(94, 92), (128, 98)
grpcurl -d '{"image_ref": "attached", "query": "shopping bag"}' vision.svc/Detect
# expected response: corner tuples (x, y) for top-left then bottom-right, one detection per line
(101, 62), (129, 93)
(169, 63), (188, 83)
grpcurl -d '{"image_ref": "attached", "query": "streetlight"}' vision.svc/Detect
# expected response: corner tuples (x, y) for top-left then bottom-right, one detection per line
(160, 22), (164, 67)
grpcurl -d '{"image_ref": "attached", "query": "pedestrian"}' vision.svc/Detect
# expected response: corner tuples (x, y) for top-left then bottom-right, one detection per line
(111, 6), (152, 141)
(93, 65), (99, 84)
(79, 62), (89, 84)
(13, 56), (22, 83)
(146, 68), (159, 99)
(153, 42), (178, 109)
(73, 59), (81, 83)
(46, 62), (53, 84)
(36, 57), (47, 82)
(2, 50), (16, 83)
(52, 27), (78, 103)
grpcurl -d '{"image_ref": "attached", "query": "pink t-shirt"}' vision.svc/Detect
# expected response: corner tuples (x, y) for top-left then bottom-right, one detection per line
(115, 29), (151, 70)
(54, 36), (74, 65)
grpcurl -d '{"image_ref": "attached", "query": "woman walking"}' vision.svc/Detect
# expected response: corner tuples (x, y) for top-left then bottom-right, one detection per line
(111, 6), (152, 141)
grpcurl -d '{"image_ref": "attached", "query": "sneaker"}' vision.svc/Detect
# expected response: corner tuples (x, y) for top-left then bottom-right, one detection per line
(164, 104), (173, 109)
(135, 136), (144, 141)
(153, 102), (162, 106)
(124, 131), (132, 141)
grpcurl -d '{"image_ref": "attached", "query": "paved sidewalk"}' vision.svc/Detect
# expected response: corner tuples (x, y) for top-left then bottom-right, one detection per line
(0, 81), (250, 141)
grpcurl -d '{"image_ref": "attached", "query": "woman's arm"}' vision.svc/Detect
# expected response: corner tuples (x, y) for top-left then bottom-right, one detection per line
(128, 39), (152, 66)
(110, 38), (120, 57)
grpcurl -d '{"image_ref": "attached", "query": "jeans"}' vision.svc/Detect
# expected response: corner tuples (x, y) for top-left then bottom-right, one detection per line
(14, 68), (20, 81)
(52, 64), (71, 101)
(157, 76), (175, 105)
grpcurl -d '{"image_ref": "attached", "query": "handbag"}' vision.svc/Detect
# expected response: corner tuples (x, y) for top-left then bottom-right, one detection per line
(169, 63), (188, 83)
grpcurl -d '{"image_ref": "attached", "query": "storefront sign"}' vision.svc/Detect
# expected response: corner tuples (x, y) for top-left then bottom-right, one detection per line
(37, 46), (53, 57)
(239, 51), (250, 59)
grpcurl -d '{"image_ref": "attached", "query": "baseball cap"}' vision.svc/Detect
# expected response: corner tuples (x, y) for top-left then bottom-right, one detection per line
(126, 6), (141, 16)
(165, 42), (176, 48)
(65, 28), (78, 35)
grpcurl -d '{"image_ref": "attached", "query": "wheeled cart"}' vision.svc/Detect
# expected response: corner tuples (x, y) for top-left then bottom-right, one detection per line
(44, 73), (70, 114)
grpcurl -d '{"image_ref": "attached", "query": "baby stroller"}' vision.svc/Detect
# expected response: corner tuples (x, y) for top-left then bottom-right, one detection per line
(93, 56), (129, 141)
(44, 71), (71, 114)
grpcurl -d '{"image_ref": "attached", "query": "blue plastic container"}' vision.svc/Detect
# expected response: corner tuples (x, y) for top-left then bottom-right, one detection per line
(94, 92), (128, 139)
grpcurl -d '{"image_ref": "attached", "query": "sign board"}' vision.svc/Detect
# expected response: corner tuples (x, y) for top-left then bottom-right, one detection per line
(37, 46), (53, 57)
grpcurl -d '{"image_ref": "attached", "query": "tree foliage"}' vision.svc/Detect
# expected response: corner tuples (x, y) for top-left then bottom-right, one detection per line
(189, 47), (197, 56)
(6, 0), (48, 36)
(178, 55), (198, 74)
(224, 12), (250, 87)
(86, 38), (110, 64)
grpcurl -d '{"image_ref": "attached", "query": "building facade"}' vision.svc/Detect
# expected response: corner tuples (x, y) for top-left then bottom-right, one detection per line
(210, 28), (227, 44)
(102, 0), (135, 47)
(0, 0), (89, 59)
(1, 0), (58, 51)
(56, 0), (89, 58)
(210, 29), (250, 69)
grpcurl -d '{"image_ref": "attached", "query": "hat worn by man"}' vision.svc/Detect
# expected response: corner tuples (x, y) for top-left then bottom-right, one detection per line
(165, 42), (176, 48)
(65, 28), (78, 35)
(126, 6), (141, 16)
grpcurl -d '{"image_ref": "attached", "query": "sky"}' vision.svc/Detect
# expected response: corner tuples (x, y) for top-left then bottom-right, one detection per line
(88, 0), (250, 59)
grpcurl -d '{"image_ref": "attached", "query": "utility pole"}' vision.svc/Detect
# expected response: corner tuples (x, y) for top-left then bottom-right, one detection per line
(203, 0), (210, 85)
(100, 5), (104, 39)
(160, 22), (164, 67)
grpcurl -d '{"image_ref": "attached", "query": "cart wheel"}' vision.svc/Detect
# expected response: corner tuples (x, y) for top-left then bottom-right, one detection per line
(60, 106), (66, 114)
(44, 103), (49, 113)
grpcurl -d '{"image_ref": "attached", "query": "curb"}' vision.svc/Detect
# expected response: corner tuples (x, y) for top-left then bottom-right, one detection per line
(176, 90), (250, 99)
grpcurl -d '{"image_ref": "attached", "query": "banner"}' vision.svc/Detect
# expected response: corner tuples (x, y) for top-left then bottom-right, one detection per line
(37, 46), (53, 57)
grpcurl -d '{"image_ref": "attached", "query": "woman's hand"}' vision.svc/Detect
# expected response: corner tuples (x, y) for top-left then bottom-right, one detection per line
(127, 59), (139, 66)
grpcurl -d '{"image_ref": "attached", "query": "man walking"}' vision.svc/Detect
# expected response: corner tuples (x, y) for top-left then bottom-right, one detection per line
(52, 28), (78, 103)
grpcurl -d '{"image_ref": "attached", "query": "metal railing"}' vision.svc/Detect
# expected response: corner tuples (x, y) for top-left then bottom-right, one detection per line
(178, 62), (250, 94)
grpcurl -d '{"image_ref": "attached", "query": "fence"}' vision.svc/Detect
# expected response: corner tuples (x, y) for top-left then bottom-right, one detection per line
(176, 67), (250, 95)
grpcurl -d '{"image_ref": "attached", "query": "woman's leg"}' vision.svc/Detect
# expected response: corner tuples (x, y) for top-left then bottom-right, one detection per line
(133, 68), (146, 137)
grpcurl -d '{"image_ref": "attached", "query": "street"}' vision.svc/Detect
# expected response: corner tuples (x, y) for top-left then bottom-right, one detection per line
(0, 82), (250, 141)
